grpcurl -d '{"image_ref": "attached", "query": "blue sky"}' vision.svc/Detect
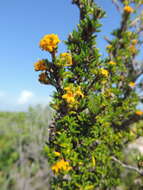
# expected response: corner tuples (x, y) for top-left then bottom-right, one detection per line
(0, 0), (139, 111)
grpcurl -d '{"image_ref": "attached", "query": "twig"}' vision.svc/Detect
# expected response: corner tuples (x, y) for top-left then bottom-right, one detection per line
(111, 156), (143, 175)
(104, 36), (112, 44)
(112, 0), (122, 12)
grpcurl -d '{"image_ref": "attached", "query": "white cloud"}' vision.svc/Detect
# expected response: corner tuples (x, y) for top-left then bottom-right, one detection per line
(18, 90), (34, 105)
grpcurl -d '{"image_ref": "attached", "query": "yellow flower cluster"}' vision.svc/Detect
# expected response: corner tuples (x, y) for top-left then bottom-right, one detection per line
(34, 60), (47, 71)
(38, 73), (50, 84)
(135, 110), (143, 116)
(39, 34), (60, 52)
(62, 91), (75, 104)
(60, 53), (73, 66)
(100, 68), (109, 77)
(52, 159), (72, 173)
(124, 6), (134, 13)
(108, 61), (116, 65)
(129, 82), (135, 88)
(62, 86), (84, 104)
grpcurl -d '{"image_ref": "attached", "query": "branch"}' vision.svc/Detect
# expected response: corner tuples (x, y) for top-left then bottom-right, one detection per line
(119, 115), (141, 129)
(72, 0), (86, 20)
(111, 156), (143, 175)
(85, 76), (99, 95)
(104, 36), (112, 44)
(131, 60), (143, 81)
(111, 0), (122, 12)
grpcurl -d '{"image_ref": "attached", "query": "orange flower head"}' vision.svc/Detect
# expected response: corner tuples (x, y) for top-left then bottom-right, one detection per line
(34, 60), (47, 71)
(52, 159), (72, 174)
(124, 6), (134, 13)
(63, 86), (84, 104)
(39, 34), (60, 52)
(100, 68), (109, 77)
(135, 110), (143, 116)
(62, 91), (75, 104)
(129, 82), (135, 88)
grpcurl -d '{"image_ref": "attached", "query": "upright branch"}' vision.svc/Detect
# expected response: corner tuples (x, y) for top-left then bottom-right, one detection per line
(34, 0), (143, 189)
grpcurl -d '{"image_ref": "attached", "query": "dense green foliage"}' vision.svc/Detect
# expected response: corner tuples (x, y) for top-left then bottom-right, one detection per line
(0, 106), (53, 190)
(34, 0), (143, 189)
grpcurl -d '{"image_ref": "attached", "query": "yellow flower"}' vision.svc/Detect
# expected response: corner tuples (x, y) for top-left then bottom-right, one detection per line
(34, 60), (47, 71)
(38, 73), (50, 84)
(52, 159), (72, 174)
(129, 82), (135, 88)
(100, 68), (109, 77)
(60, 53), (73, 66)
(135, 110), (143, 116)
(39, 34), (60, 52)
(62, 91), (75, 103)
(63, 86), (84, 104)
(54, 152), (61, 157)
(108, 61), (116, 65)
(51, 165), (59, 173)
(124, 6), (134, 13)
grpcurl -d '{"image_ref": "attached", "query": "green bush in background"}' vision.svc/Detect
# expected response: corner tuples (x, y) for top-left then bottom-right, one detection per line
(0, 105), (53, 190)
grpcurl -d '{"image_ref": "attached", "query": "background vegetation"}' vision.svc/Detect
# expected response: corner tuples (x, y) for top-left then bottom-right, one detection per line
(0, 105), (53, 190)
(0, 106), (143, 190)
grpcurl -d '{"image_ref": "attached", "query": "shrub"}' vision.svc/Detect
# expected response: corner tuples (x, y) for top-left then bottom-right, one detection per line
(35, 0), (143, 189)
